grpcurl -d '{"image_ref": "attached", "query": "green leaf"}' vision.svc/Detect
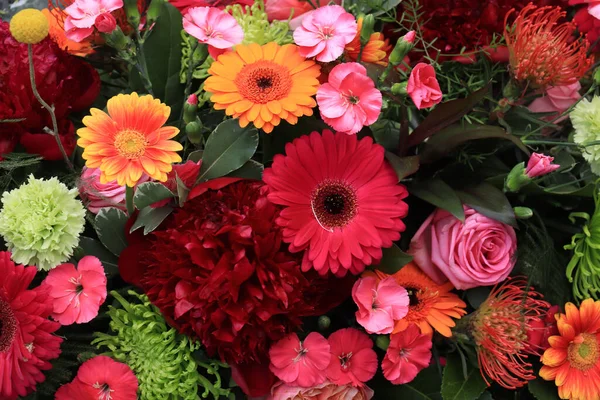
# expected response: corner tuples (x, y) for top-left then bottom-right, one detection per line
(175, 174), (190, 207)
(371, 366), (443, 400)
(94, 208), (129, 256)
(263, 118), (329, 164)
(376, 244), (413, 274)
(187, 150), (203, 162)
(133, 182), (174, 210)
(410, 179), (465, 221)
(456, 182), (516, 227)
(420, 124), (529, 163)
(76, 237), (119, 277)
(476, 391), (493, 400)
(372, 119), (400, 151)
(528, 379), (560, 400)
(441, 353), (487, 400)
(465, 287), (491, 309)
(226, 160), (264, 179)
(386, 153), (420, 181)
(198, 119), (259, 181)
(130, 206), (173, 235)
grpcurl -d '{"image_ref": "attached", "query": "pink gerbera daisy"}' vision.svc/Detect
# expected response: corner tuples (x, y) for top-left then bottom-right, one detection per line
(326, 328), (378, 387)
(269, 332), (331, 387)
(0, 251), (62, 400)
(42, 256), (107, 325)
(382, 324), (432, 385)
(262, 130), (409, 277)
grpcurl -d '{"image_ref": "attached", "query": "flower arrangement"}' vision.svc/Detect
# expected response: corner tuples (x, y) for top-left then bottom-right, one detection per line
(3, 0), (600, 398)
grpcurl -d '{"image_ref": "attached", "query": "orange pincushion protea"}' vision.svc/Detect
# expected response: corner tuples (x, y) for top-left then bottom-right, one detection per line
(204, 42), (321, 134)
(504, 4), (593, 88)
(345, 17), (392, 66)
(77, 93), (182, 187)
(540, 299), (600, 400)
(376, 262), (467, 338)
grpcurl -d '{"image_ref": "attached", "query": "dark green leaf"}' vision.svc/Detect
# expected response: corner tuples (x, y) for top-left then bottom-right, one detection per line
(441, 353), (487, 400)
(188, 150), (203, 162)
(94, 208), (128, 256)
(376, 244), (413, 274)
(386, 153), (420, 181)
(420, 124), (529, 163)
(371, 366), (443, 400)
(77, 237), (119, 277)
(409, 179), (465, 221)
(476, 391), (493, 400)
(130, 206), (173, 235)
(226, 160), (264, 179)
(133, 182), (174, 210)
(198, 119), (259, 181)
(456, 182), (516, 227)
(528, 379), (560, 400)
(372, 120), (400, 151)
(263, 118), (329, 164)
(175, 174), (190, 207)
(465, 286), (491, 309)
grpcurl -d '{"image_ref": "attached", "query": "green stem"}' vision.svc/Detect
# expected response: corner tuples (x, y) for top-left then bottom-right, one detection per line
(27, 44), (74, 171)
(179, 41), (200, 129)
(125, 185), (135, 216)
(135, 31), (154, 96)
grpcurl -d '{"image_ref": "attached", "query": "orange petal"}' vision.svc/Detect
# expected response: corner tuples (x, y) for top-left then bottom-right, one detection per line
(541, 348), (568, 367)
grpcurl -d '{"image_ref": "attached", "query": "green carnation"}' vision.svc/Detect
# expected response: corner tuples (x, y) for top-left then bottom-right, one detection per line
(0, 174), (85, 270)
(228, 0), (293, 46)
(571, 96), (600, 175)
(93, 291), (230, 400)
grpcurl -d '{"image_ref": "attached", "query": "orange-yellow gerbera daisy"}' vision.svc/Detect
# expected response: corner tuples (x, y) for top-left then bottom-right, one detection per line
(204, 42), (321, 134)
(376, 262), (467, 337)
(540, 299), (600, 400)
(345, 17), (392, 66)
(77, 93), (183, 187)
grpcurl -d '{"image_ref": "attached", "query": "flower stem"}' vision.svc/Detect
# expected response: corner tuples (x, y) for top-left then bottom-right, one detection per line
(125, 185), (135, 216)
(27, 44), (74, 172)
(135, 32), (154, 96)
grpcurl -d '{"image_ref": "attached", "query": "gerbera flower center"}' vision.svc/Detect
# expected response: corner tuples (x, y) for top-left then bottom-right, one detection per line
(235, 61), (293, 104)
(0, 298), (17, 353)
(405, 287), (420, 307)
(568, 333), (600, 371)
(311, 180), (358, 230)
(114, 129), (147, 159)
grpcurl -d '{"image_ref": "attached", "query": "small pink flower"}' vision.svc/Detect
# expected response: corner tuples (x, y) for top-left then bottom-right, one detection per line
(269, 332), (331, 388)
(293, 5), (357, 62)
(382, 325), (432, 385)
(352, 276), (409, 334)
(528, 82), (581, 123)
(316, 63), (382, 134)
(525, 153), (560, 178)
(94, 12), (117, 33)
(187, 93), (199, 105)
(407, 63), (443, 110)
(326, 328), (378, 387)
(269, 381), (374, 400)
(43, 256), (107, 325)
(64, 0), (124, 42)
(404, 31), (416, 44)
(183, 7), (244, 56)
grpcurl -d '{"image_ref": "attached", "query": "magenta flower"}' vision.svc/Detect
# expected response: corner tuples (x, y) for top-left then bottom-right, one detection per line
(42, 256), (107, 325)
(407, 63), (443, 110)
(326, 328), (378, 387)
(525, 153), (560, 178)
(352, 276), (409, 334)
(64, 0), (124, 42)
(382, 325), (432, 385)
(316, 63), (382, 134)
(293, 5), (357, 62)
(183, 7), (244, 56)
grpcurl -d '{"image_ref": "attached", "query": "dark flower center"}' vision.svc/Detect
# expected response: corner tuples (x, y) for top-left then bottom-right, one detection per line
(406, 287), (420, 307)
(75, 284), (84, 294)
(0, 298), (17, 353)
(311, 180), (357, 229)
(256, 76), (273, 90)
(339, 352), (353, 370)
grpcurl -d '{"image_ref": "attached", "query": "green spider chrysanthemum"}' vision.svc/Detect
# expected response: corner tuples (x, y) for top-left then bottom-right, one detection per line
(571, 96), (600, 175)
(228, 0), (293, 46)
(565, 189), (600, 301)
(0, 174), (85, 270)
(93, 291), (230, 400)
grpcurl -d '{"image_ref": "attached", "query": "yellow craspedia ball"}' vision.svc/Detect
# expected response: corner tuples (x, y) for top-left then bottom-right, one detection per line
(10, 9), (49, 44)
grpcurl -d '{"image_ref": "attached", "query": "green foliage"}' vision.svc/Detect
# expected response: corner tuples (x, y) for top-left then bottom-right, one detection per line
(228, 0), (293, 45)
(94, 207), (128, 256)
(455, 182), (517, 227)
(528, 378), (561, 400)
(441, 353), (487, 400)
(375, 243), (413, 274)
(370, 366), (443, 400)
(76, 237), (120, 277)
(133, 182), (174, 209)
(130, 205), (173, 235)
(180, 31), (212, 82)
(93, 291), (230, 400)
(409, 179), (465, 221)
(386, 153), (420, 181)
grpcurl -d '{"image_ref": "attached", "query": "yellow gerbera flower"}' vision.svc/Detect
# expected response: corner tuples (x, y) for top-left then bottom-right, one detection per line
(204, 42), (321, 134)
(77, 93), (183, 187)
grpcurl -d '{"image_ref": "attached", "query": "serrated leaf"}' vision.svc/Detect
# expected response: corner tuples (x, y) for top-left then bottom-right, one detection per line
(76, 237), (120, 277)
(456, 182), (516, 227)
(226, 159), (264, 179)
(441, 353), (487, 400)
(375, 244), (413, 274)
(198, 119), (259, 181)
(528, 379), (560, 400)
(130, 206), (173, 235)
(386, 153), (420, 181)
(410, 179), (465, 221)
(94, 208), (128, 256)
(133, 182), (174, 210)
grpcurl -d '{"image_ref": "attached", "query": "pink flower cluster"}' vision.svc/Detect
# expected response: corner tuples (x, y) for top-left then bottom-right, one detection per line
(65, 0), (123, 42)
(352, 276), (409, 334)
(182, 7), (244, 59)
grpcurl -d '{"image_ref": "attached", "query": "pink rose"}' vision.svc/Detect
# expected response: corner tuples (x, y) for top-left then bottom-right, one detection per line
(94, 12), (117, 34)
(409, 206), (517, 290)
(352, 276), (409, 334)
(528, 82), (581, 123)
(525, 153), (560, 178)
(407, 63), (442, 110)
(268, 381), (374, 400)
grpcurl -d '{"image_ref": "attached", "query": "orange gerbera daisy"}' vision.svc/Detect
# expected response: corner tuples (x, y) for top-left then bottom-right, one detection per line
(204, 42), (321, 134)
(345, 17), (392, 66)
(540, 299), (600, 400)
(376, 262), (466, 337)
(77, 93), (183, 187)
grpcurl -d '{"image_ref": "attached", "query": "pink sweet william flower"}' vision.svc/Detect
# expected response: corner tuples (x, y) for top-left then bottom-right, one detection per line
(269, 332), (331, 387)
(42, 256), (107, 325)
(293, 5), (357, 62)
(382, 324), (432, 385)
(352, 276), (409, 334)
(326, 328), (378, 387)
(407, 63), (443, 110)
(525, 153), (560, 178)
(316, 63), (382, 134)
(528, 82), (581, 123)
(64, 0), (124, 42)
(183, 7), (244, 58)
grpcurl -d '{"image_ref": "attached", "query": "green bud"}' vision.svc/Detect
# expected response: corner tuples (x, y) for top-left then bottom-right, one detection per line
(317, 315), (331, 331)
(391, 82), (408, 96)
(514, 206), (533, 220)
(186, 121), (203, 145)
(124, 0), (141, 28)
(104, 26), (131, 52)
(502, 79), (521, 101)
(376, 335), (391, 351)
(146, 0), (165, 27)
(505, 162), (530, 193)
(183, 94), (199, 124)
(360, 15), (376, 45)
(389, 31), (416, 66)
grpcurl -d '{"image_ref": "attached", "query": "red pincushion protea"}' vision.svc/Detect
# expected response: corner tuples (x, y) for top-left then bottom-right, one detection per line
(0, 251), (62, 400)
(504, 4), (593, 88)
(469, 277), (550, 389)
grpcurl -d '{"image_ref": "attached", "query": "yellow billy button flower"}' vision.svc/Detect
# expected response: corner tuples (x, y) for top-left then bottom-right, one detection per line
(10, 9), (49, 44)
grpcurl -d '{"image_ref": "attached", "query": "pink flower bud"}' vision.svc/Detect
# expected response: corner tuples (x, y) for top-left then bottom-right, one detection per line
(95, 12), (117, 34)
(404, 30), (416, 43)
(525, 153), (560, 178)
(187, 94), (198, 105)
(407, 63), (443, 110)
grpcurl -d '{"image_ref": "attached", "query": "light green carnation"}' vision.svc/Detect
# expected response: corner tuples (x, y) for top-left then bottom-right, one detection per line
(571, 96), (600, 175)
(0, 174), (85, 270)
(93, 291), (230, 400)
(228, 0), (294, 46)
